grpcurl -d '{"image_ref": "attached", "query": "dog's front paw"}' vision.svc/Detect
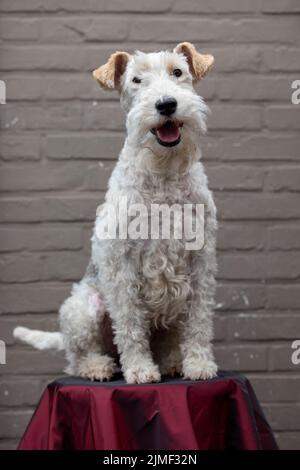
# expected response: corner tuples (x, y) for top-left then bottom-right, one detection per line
(77, 353), (116, 381)
(124, 364), (161, 384)
(183, 359), (218, 381)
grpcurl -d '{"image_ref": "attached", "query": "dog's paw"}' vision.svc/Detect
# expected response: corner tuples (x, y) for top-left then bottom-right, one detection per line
(183, 360), (218, 381)
(124, 364), (161, 384)
(77, 353), (116, 381)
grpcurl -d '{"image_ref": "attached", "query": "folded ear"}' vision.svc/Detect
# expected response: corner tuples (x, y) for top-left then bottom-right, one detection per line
(174, 42), (214, 82)
(93, 51), (131, 90)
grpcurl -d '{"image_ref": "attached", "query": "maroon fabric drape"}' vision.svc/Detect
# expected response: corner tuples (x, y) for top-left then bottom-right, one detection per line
(18, 372), (278, 450)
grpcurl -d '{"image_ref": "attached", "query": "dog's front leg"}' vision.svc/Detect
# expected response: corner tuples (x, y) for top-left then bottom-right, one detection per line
(180, 214), (218, 381)
(109, 290), (161, 384)
(114, 308), (161, 384)
(181, 266), (218, 380)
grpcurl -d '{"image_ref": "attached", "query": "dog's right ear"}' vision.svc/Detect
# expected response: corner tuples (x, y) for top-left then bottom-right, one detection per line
(93, 51), (131, 91)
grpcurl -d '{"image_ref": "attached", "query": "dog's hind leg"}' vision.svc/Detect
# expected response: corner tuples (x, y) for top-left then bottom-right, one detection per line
(59, 275), (117, 381)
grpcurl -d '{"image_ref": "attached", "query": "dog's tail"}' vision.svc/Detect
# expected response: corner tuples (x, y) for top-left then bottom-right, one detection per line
(13, 326), (64, 351)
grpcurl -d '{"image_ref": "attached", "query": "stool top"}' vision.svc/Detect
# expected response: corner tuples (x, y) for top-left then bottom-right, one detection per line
(18, 370), (278, 450)
(52, 369), (246, 388)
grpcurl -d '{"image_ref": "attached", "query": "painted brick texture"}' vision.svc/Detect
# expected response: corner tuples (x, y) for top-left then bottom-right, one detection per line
(0, 0), (299, 450)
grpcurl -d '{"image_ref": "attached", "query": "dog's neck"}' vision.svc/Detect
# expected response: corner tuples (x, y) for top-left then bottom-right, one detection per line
(120, 137), (201, 178)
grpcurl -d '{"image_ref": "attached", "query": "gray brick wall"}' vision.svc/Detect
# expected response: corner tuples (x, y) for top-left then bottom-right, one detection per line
(0, 0), (300, 450)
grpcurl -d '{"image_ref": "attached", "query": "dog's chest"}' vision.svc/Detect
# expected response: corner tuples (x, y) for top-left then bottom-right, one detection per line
(134, 181), (197, 324)
(135, 237), (191, 325)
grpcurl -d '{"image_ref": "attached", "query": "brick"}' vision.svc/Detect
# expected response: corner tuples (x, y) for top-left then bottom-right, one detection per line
(3, 349), (66, 375)
(82, 102), (125, 131)
(218, 254), (267, 280)
(0, 314), (59, 345)
(261, 0), (300, 13)
(265, 167), (300, 192)
(216, 193), (300, 220)
(129, 18), (299, 44)
(3, 76), (42, 101)
(0, 410), (33, 439)
(211, 47), (261, 72)
(130, 19), (216, 43)
(195, 79), (216, 101)
(202, 133), (300, 162)
(42, 196), (101, 222)
(269, 345), (300, 371)
(207, 165), (264, 191)
(250, 375), (300, 403)
(220, 253), (300, 281)
(0, 0), (45, 11)
(0, 196), (101, 223)
(266, 255), (300, 281)
(263, 47), (300, 72)
(0, 164), (84, 191)
(0, 251), (87, 282)
(0, 105), (81, 131)
(266, 253), (300, 279)
(5, 162), (102, 199)
(265, 107), (300, 131)
(0, 253), (43, 283)
(0, 0), (45, 10)
(234, 18), (299, 44)
(0, 440), (18, 450)
(83, 162), (114, 191)
(267, 225), (300, 250)
(275, 432), (300, 450)
(0, 378), (45, 406)
(173, 0), (261, 13)
(217, 76), (292, 102)
(46, 133), (123, 160)
(211, 43), (261, 72)
(267, 285), (300, 310)
(215, 345), (268, 371)
(42, 75), (109, 101)
(209, 105), (261, 131)
(217, 223), (264, 250)
(0, 45), (112, 71)
(264, 405), (300, 431)
(213, 314), (227, 342)
(228, 315), (300, 341)
(0, 135), (40, 161)
(0, 0), (173, 13)
(40, 17), (128, 43)
(0, 284), (70, 314)
(0, 226), (83, 252)
(216, 284), (265, 311)
(0, 19), (39, 40)
(43, 252), (87, 281)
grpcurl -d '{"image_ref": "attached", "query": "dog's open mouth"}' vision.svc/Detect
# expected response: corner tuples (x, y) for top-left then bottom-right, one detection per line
(151, 120), (183, 147)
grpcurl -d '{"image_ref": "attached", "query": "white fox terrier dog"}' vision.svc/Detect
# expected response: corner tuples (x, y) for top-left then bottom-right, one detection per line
(14, 42), (218, 384)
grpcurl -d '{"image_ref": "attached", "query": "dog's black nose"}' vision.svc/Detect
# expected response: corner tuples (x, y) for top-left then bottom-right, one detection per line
(155, 96), (177, 116)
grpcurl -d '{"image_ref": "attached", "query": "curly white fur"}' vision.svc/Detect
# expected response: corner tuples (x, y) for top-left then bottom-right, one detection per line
(14, 43), (218, 384)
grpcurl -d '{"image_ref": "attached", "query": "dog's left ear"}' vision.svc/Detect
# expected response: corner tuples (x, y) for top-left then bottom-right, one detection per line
(93, 51), (131, 91)
(174, 42), (214, 81)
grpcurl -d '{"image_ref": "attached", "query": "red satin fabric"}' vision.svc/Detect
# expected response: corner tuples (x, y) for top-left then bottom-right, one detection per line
(18, 372), (278, 450)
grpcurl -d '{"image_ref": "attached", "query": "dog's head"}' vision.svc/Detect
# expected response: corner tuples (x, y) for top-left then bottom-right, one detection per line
(93, 42), (214, 160)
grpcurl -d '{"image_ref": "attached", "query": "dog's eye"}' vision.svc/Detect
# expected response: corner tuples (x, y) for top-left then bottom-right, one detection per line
(132, 77), (141, 84)
(173, 69), (182, 78)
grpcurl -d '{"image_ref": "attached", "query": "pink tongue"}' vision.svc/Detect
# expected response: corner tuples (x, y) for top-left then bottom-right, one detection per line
(157, 122), (180, 143)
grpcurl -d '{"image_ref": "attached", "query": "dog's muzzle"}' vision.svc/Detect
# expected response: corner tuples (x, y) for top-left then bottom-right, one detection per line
(151, 120), (183, 147)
